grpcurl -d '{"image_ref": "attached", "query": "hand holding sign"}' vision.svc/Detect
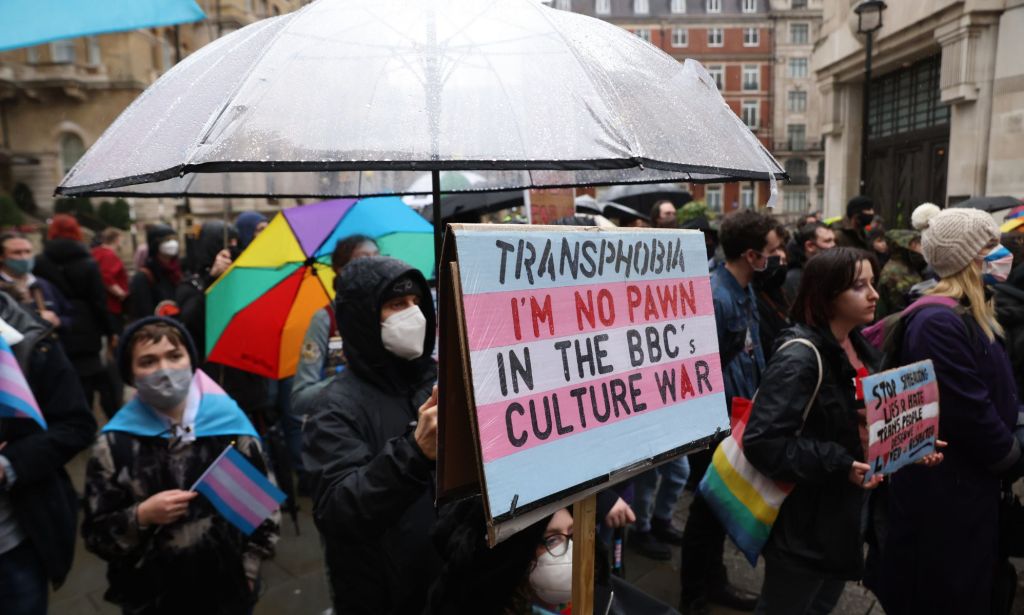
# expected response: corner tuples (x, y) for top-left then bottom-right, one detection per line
(863, 360), (940, 479)
(415, 385), (439, 461)
(849, 461), (884, 490)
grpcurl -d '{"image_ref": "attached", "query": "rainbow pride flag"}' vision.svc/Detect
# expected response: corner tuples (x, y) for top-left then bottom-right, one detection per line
(698, 397), (791, 566)
(192, 445), (285, 535)
(0, 338), (45, 429)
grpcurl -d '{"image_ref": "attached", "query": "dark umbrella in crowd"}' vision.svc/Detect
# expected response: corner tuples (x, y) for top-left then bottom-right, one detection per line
(952, 195), (1021, 213)
(602, 183), (695, 213)
(55, 0), (785, 267)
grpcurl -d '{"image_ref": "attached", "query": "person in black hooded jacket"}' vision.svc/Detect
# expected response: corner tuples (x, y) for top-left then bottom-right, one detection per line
(127, 225), (182, 321)
(303, 256), (438, 615)
(33, 214), (117, 417)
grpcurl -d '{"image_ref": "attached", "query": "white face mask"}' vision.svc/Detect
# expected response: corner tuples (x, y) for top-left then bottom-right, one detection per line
(381, 305), (426, 360)
(159, 239), (180, 257)
(530, 540), (573, 606)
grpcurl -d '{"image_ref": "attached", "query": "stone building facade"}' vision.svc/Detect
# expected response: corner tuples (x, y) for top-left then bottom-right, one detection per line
(814, 0), (1024, 223)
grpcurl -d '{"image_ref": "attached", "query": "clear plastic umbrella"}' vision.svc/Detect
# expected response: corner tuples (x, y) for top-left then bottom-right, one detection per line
(56, 0), (785, 255)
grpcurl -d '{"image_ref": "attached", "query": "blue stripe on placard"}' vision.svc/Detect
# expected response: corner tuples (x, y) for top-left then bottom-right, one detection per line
(196, 480), (257, 535)
(454, 230), (709, 294)
(481, 392), (728, 517)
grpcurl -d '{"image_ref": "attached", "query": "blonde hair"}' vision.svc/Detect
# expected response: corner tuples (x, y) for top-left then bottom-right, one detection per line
(928, 263), (1003, 341)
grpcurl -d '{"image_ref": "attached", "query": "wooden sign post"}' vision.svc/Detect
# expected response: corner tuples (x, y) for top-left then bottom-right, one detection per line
(437, 223), (729, 611)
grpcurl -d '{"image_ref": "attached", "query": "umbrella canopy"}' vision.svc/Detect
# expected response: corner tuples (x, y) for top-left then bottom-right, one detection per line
(205, 196), (432, 378)
(952, 196), (1022, 213)
(0, 0), (205, 52)
(56, 0), (784, 203)
(1003, 205), (1024, 233)
(601, 183), (694, 213)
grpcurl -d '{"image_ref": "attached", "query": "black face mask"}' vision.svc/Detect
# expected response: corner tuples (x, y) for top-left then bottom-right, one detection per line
(754, 255), (787, 291)
(908, 252), (927, 274)
(857, 213), (875, 229)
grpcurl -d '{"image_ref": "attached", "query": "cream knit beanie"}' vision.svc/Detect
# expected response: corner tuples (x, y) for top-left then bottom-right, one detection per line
(911, 203), (999, 278)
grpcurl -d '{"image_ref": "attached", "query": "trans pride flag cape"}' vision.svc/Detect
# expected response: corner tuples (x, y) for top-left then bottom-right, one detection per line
(698, 338), (822, 566)
(102, 369), (258, 439)
(0, 337), (45, 429)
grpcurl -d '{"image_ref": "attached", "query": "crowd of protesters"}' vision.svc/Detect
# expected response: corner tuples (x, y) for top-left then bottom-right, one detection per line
(0, 192), (1021, 615)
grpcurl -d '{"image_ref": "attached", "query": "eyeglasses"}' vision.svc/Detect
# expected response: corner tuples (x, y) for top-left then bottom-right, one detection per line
(541, 533), (572, 557)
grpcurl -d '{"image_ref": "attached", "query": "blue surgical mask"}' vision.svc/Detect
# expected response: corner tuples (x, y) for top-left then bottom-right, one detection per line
(5, 257), (34, 276)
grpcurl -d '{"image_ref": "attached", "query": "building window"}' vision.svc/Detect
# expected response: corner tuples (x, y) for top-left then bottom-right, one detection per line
(705, 185), (723, 211)
(789, 57), (808, 78)
(741, 185), (755, 208)
(671, 28), (688, 47)
(790, 23), (809, 44)
(788, 90), (807, 112)
(26, 47), (39, 64)
(161, 39), (174, 72)
(596, 0), (610, 14)
(742, 101), (759, 129)
(707, 65), (724, 90)
(743, 27), (759, 46)
(554, 0), (571, 8)
(634, 28), (651, 42)
(86, 37), (101, 66)
(742, 65), (760, 90)
(671, 0), (686, 13)
(783, 190), (808, 212)
(742, 0), (757, 13)
(708, 28), (723, 47)
(792, 0), (807, 8)
(867, 55), (950, 139)
(634, 0), (649, 14)
(785, 158), (808, 180)
(787, 124), (806, 149)
(706, 0), (721, 13)
(59, 133), (86, 176)
(50, 39), (76, 64)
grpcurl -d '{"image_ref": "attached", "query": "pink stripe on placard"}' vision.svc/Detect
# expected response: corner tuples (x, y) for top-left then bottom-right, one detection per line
(220, 457), (280, 513)
(462, 277), (714, 351)
(206, 472), (265, 529)
(477, 353), (724, 463)
(866, 382), (939, 424)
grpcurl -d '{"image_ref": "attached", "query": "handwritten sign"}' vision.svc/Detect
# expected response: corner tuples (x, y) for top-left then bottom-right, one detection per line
(863, 359), (939, 479)
(439, 225), (728, 541)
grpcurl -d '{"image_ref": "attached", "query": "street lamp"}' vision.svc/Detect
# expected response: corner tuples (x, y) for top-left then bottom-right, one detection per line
(855, 0), (886, 191)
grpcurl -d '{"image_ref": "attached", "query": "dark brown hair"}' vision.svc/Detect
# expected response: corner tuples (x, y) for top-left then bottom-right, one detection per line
(331, 234), (378, 272)
(128, 322), (187, 357)
(719, 210), (777, 260)
(790, 247), (879, 328)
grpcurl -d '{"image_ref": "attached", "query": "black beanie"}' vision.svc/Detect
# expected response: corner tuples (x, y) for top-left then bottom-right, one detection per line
(118, 316), (199, 385)
(380, 273), (422, 304)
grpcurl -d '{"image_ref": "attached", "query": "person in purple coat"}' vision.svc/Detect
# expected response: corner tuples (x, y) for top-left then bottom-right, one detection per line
(877, 203), (1024, 614)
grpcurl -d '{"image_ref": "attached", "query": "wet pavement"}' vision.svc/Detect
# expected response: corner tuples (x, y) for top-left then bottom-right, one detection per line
(49, 451), (1024, 614)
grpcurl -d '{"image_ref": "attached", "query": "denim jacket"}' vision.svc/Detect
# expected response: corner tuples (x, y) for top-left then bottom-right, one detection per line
(711, 265), (765, 405)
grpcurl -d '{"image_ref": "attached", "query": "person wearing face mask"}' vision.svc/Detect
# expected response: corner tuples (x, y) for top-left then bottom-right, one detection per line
(82, 316), (279, 614)
(992, 234), (1024, 398)
(679, 210), (780, 615)
(874, 204), (1024, 615)
(303, 256), (438, 615)
(0, 232), (73, 331)
(833, 195), (875, 251)
(754, 224), (793, 360)
(875, 230), (925, 318)
(127, 225), (182, 322)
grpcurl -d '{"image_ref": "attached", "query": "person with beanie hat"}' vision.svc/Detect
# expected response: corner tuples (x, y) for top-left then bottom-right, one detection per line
(303, 256), (439, 615)
(875, 203), (1024, 614)
(82, 316), (279, 614)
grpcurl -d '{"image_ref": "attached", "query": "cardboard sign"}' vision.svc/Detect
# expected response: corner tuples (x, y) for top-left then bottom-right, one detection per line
(528, 188), (575, 224)
(863, 359), (940, 479)
(437, 224), (728, 544)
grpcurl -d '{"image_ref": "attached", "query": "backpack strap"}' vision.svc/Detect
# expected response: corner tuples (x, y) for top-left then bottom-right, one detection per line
(776, 338), (823, 436)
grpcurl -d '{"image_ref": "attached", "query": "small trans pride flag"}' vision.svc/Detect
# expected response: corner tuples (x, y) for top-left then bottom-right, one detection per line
(0, 337), (45, 429)
(192, 445), (285, 535)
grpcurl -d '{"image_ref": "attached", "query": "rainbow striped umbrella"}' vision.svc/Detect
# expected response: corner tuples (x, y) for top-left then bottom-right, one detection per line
(205, 196), (433, 379)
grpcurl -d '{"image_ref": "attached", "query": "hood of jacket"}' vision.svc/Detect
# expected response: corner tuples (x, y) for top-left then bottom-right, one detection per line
(190, 221), (237, 277)
(336, 256), (435, 395)
(235, 212), (267, 250)
(0, 291), (50, 369)
(41, 238), (91, 266)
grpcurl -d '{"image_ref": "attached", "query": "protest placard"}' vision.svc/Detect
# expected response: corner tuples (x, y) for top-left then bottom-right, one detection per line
(437, 224), (728, 544)
(863, 359), (940, 479)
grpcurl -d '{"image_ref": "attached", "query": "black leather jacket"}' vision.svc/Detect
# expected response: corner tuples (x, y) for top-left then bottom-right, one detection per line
(743, 323), (880, 579)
